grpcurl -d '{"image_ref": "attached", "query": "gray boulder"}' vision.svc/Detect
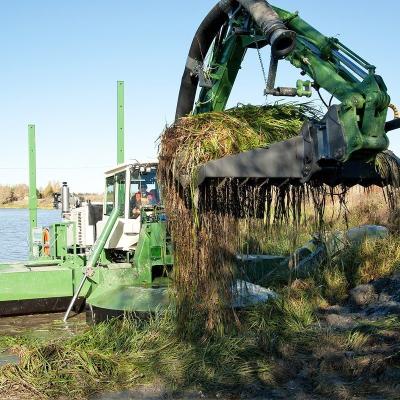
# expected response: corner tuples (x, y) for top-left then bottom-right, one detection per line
(350, 284), (378, 307)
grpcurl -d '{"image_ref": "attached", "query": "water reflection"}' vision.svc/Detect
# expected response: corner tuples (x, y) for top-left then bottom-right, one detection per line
(0, 312), (87, 340)
(0, 351), (19, 367)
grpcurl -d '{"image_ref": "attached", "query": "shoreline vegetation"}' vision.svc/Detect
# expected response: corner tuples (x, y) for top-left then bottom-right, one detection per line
(0, 198), (54, 210)
(0, 182), (102, 210)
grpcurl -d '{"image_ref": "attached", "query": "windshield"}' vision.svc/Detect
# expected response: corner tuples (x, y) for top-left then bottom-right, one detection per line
(129, 166), (160, 218)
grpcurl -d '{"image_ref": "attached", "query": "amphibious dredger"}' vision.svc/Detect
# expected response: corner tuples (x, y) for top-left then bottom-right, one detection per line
(1, 1), (399, 321)
(0, 83), (173, 322)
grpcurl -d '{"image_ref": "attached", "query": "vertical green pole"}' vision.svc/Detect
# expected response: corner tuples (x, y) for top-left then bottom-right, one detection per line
(28, 124), (38, 258)
(117, 81), (125, 164)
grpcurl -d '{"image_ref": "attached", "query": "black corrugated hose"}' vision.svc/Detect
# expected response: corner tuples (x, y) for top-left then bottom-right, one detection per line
(175, 0), (296, 120)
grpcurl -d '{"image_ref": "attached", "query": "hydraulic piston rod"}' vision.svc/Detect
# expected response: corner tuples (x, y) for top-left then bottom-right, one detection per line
(63, 206), (120, 322)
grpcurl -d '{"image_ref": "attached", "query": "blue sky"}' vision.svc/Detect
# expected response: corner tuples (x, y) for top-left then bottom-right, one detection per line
(1, 1), (399, 192)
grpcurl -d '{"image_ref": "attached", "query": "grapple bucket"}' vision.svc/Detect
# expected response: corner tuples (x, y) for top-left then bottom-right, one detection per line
(196, 140), (400, 189)
(194, 106), (400, 190)
(175, 107), (400, 218)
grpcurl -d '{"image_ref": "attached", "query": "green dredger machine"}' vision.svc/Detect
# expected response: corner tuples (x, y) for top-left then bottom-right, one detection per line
(0, 82), (173, 322)
(1, 1), (400, 321)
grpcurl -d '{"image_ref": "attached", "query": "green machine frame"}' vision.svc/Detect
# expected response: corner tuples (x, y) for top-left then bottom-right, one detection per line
(0, 81), (173, 320)
(193, 4), (391, 159)
(175, 0), (400, 191)
(28, 124), (38, 258)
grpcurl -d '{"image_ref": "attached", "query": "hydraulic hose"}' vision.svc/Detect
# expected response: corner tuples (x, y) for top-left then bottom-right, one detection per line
(238, 0), (296, 58)
(385, 119), (400, 133)
(175, 0), (296, 120)
(63, 206), (120, 322)
(175, 2), (230, 121)
(385, 104), (400, 133)
(389, 103), (400, 119)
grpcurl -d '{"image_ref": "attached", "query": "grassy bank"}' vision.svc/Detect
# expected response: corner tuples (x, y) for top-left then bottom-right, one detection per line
(1, 220), (399, 399)
(0, 182), (103, 210)
(1, 207), (399, 398)
(0, 194), (103, 209)
(0, 183), (59, 210)
(1, 185), (400, 399)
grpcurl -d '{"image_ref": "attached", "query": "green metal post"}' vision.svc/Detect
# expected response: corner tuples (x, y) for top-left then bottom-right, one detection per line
(28, 124), (38, 258)
(117, 81), (125, 164)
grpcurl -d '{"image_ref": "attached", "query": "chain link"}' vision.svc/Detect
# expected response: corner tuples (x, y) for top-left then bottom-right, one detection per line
(254, 38), (268, 93)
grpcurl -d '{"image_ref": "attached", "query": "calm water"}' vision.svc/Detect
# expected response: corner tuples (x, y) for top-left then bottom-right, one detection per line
(0, 208), (61, 262)
(0, 312), (86, 339)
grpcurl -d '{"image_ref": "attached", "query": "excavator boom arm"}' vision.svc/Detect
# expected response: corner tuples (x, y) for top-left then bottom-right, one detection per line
(193, 2), (392, 160)
(175, 0), (400, 194)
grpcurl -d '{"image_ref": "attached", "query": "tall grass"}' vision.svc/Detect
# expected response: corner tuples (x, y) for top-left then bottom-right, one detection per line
(0, 310), (276, 399)
(327, 235), (400, 288)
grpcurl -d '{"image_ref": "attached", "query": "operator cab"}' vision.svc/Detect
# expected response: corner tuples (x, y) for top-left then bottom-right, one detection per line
(98, 162), (160, 251)
(129, 164), (160, 218)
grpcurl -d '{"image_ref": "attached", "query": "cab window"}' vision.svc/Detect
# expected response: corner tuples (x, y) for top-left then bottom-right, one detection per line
(105, 176), (115, 216)
(116, 172), (126, 217)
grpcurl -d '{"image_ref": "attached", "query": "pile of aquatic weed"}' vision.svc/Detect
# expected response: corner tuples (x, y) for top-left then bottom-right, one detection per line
(157, 103), (352, 337)
(160, 103), (320, 182)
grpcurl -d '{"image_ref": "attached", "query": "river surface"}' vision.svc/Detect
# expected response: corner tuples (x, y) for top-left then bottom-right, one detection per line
(0, 208), (61, 262)
(0, 312), (87, 339)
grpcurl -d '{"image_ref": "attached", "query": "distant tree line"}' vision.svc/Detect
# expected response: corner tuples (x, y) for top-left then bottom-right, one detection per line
(0, 181), (61, 205)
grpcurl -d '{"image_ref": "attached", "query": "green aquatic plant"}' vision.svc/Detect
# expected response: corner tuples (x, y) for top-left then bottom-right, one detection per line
(158, 102), (327, 337)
